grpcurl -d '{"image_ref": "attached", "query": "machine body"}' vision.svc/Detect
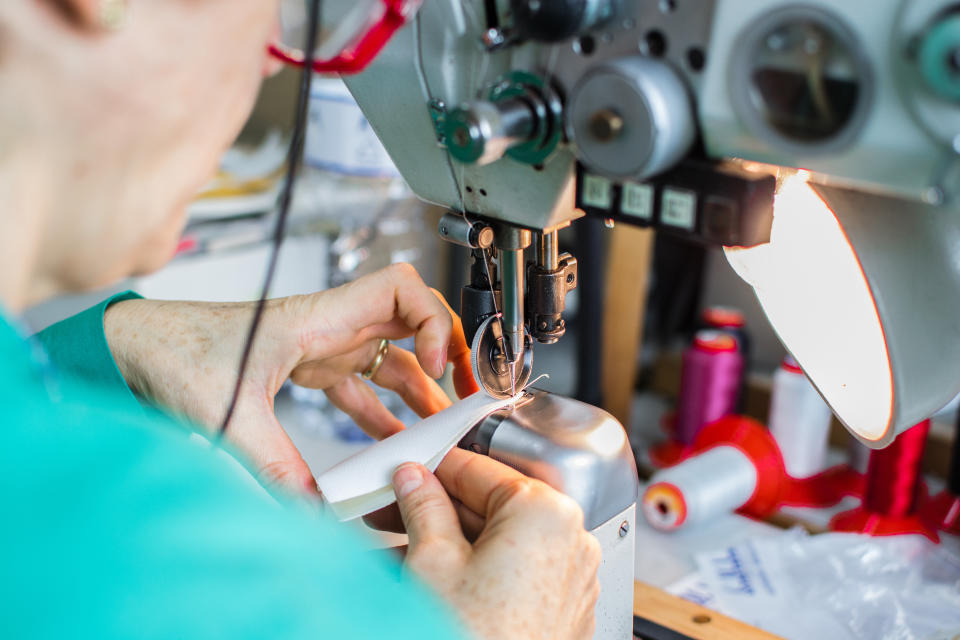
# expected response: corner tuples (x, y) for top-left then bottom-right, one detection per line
(458, 391), (639, 640)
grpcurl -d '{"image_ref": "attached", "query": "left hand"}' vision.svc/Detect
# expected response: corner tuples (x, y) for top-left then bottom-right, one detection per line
(104, 263), (478, 496)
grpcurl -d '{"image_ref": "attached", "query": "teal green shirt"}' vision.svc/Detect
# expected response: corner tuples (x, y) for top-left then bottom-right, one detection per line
(2, 294), (464, 638)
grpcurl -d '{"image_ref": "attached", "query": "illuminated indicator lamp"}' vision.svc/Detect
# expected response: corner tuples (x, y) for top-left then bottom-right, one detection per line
(725, 174), (960, 449)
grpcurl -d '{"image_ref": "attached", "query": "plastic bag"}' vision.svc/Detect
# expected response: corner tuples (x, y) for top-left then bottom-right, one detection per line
(688, 529), (960, 640)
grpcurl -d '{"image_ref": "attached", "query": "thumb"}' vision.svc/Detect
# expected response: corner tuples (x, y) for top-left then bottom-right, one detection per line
(393, 463), (469, 567)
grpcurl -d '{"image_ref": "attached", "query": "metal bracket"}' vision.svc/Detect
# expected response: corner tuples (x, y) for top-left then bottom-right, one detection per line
(528, 251), (578, 343)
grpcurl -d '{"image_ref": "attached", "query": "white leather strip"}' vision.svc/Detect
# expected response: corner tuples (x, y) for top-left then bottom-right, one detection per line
(316, 391), (521, 521)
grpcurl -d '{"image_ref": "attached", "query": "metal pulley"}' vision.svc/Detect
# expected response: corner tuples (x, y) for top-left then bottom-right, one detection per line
(568, 56), (696, 179)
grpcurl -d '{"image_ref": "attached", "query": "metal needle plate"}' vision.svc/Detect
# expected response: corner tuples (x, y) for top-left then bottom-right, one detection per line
(470, 315), (533, 398)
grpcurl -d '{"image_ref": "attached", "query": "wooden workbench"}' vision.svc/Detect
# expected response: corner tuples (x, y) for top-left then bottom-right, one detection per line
(634, 581), (781, 640)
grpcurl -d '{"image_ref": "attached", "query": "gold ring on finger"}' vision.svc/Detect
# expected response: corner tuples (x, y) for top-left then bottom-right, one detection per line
(361, 339), (390, 380)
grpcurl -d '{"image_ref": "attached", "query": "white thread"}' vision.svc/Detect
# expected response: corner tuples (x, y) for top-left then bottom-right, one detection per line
(642, 446), (758, 532)
(769, 359), (834, 478)
(525, 373), (550, 389)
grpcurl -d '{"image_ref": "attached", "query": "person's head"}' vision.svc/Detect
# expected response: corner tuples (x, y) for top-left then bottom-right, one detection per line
(0, 0), (282, 307)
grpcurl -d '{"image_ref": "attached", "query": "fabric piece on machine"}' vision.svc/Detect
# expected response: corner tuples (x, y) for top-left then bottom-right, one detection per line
(317, 391), (521, 521)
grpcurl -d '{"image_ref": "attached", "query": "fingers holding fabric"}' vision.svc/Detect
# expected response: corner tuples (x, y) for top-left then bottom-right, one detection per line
(379, 264), (453, 379)
(325, 375), (406, 440)
(435, 447), (531, 518)
(430, 288), (479, 398)
(311, 264), (452, 378)
(392, 463), (471, 576)
(292, 337), (453, 439)
(369, 344), (452, 418)
(363, 494), (486, 541)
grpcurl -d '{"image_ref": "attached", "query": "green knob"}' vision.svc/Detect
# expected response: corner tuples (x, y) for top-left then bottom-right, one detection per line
(444, 108), (485, 164)
(919, 13), (960, 102)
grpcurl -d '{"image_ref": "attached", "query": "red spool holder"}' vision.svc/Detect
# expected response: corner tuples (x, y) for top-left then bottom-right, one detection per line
(830, 421), (939, 543)
(831, 489), (938, 542)
(649, 438), (689, 468)
(779, 465), (865, 508)
(649, 412), (689, 467)
(652, 413), (866, 515)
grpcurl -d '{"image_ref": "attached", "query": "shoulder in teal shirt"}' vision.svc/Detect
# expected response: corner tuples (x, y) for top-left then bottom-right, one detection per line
(2, 294), (465, 639)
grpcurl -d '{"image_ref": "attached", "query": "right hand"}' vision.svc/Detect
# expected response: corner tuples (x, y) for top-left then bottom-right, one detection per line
(392, 449), (602, 640)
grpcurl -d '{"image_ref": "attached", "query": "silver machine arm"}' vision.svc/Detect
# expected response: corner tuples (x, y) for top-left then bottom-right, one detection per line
(344, 1), (960, 636)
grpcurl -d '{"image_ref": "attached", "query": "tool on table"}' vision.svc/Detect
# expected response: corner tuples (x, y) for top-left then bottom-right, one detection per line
(632, 616), (696, 640)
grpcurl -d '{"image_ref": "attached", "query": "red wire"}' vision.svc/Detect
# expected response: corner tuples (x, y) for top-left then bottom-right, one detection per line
(863, 420), (930, 517)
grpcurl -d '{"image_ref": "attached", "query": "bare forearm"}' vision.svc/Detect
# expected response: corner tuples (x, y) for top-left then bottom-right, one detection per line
(103, 298), (252, 427)
(94, 266), (465, 494)
(103, 298), (155, 398)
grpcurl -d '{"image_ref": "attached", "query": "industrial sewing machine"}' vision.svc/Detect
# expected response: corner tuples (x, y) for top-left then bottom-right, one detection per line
(335, 1), (960, 637)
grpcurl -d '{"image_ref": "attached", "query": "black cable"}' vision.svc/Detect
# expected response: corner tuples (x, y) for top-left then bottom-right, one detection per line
(219, 0), (322, 435)
(633, 615), (697, 640)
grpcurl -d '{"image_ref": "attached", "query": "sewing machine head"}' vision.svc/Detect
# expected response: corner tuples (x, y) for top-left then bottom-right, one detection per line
(343, 0), (960, 447)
